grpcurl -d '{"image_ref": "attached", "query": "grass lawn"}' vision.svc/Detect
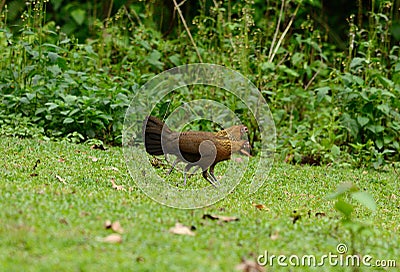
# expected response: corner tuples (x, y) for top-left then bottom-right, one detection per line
(0, 136), (398, 271)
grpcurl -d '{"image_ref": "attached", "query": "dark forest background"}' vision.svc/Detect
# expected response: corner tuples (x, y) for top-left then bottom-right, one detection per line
(1, 0), (399, 167)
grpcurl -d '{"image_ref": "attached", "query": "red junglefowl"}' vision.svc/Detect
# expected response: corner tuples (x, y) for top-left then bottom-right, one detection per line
(143, 116), (251, 186)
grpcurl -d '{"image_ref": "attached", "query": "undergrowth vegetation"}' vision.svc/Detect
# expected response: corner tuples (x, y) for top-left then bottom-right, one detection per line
(0, 0), (399, 167)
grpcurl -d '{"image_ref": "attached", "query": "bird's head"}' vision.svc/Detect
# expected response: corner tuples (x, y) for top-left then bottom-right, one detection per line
(240, 125), (248, 135)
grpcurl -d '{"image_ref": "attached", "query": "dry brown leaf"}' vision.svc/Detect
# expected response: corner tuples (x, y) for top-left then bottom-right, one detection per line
(202, 214), (239, 222)
(55, 175), (66, 184)
(80, 211), (91, 217)
(104, 220), (112, 229)
(104, 220), (124, 233)
(252, 203), (270, 211)
(88, 156), (99, 162)
(100, 234), (122, 243)
(112, 221), (124, 234)
(110, 179), (125, 191)
(169, 223), (195, 236)
(59, 218), (69, 225)
(103, 166), (120, 172)
(58, 158), (65, 163)
(270, 231), (279, 240)
(235, 258), (265, 272)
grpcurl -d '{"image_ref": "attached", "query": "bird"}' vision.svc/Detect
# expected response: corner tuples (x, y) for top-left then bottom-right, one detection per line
(166, 123), (248, 176)
(143, 116), (251, 186)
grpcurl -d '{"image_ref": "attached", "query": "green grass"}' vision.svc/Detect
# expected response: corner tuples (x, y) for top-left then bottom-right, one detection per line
(0, 136), (398, 271)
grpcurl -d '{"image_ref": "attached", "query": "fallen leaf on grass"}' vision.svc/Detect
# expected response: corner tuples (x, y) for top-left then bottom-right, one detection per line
(235, 258), (265, 272)
(104, 220), (112, 228)
(111, 221), (124, 233)
(104, 220), (124, 234)
(100, 234), (122, 244)
(252, 203), (270, 211)
(202, 214), (239, 222)
(30, 173), (38, 177)
(270, 231), (279, 240)
(88, 156), (99, 162)
(110, 179), (125, 191)
(58, 158), (65, 163)
(103, 166), (120, 172)
(59, 218), (69, 225)
(169, 223), (195, 236)
(80, 211), (91, 217)
(55, 175), (66, 184)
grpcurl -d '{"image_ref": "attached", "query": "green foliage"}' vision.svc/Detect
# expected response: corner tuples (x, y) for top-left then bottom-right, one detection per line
(328, 182), (377, 254)
(0, 0), (399, 166)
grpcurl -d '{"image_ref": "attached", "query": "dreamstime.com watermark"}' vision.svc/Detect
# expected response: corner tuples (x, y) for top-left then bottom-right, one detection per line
(257, 243), (397, 268)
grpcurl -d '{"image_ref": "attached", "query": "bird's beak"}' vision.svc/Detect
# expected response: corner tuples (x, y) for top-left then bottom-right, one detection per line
(240, 148), (252, 157)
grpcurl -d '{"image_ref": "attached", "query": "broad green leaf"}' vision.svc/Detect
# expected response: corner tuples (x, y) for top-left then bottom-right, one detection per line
(366, 125), (385, 134)
(376, 138), (383, 149)
(261, 62), (275, 71)
(377, 75), (394, 88)
(169, 54), (181, 66)
(377, 104), (390, 115)
(71, 9), (86, 26)
(69, 108), (80, 116)
(351, 191), (377, 211)
(291, 52), (304, 66)
(47, 52), (59, 62)
(35, 108), (47, 115)
(85, 45), (96, 55)
(19, 97), (29, 104)
(335, 199), (354, 218)
(327, 182), (358, 199)
(63, 118), (74, 124)
(353, 75), (364, 86)
(315, 87), (330, 103)
(45, 102), (59, 111)
(26, 93), (35, 101)
(357, 116), (369, 127)
(331, 144), (340, 156)
(350, 57), (366, 69)
(341, 113), (359, 138)
(278, 65), (299, 77)
(47, 65), (62, 76)
(147, 50), (164, 69)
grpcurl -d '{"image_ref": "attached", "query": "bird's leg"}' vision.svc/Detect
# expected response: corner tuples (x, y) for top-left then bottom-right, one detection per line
(209, 164), (220, 185)
(166, 157), (180, 176)
(183, 171), (187, 186)
(186, 165), (200, 179)
(202, 170), (218, 188)
(183, 164), (192, 186)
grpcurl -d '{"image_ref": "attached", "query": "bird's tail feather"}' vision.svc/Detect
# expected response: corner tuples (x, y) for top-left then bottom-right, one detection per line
(143, 116), (171, 155)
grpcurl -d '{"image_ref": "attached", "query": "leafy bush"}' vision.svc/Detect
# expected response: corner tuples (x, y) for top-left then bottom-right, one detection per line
(0, 0), (399, 166)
